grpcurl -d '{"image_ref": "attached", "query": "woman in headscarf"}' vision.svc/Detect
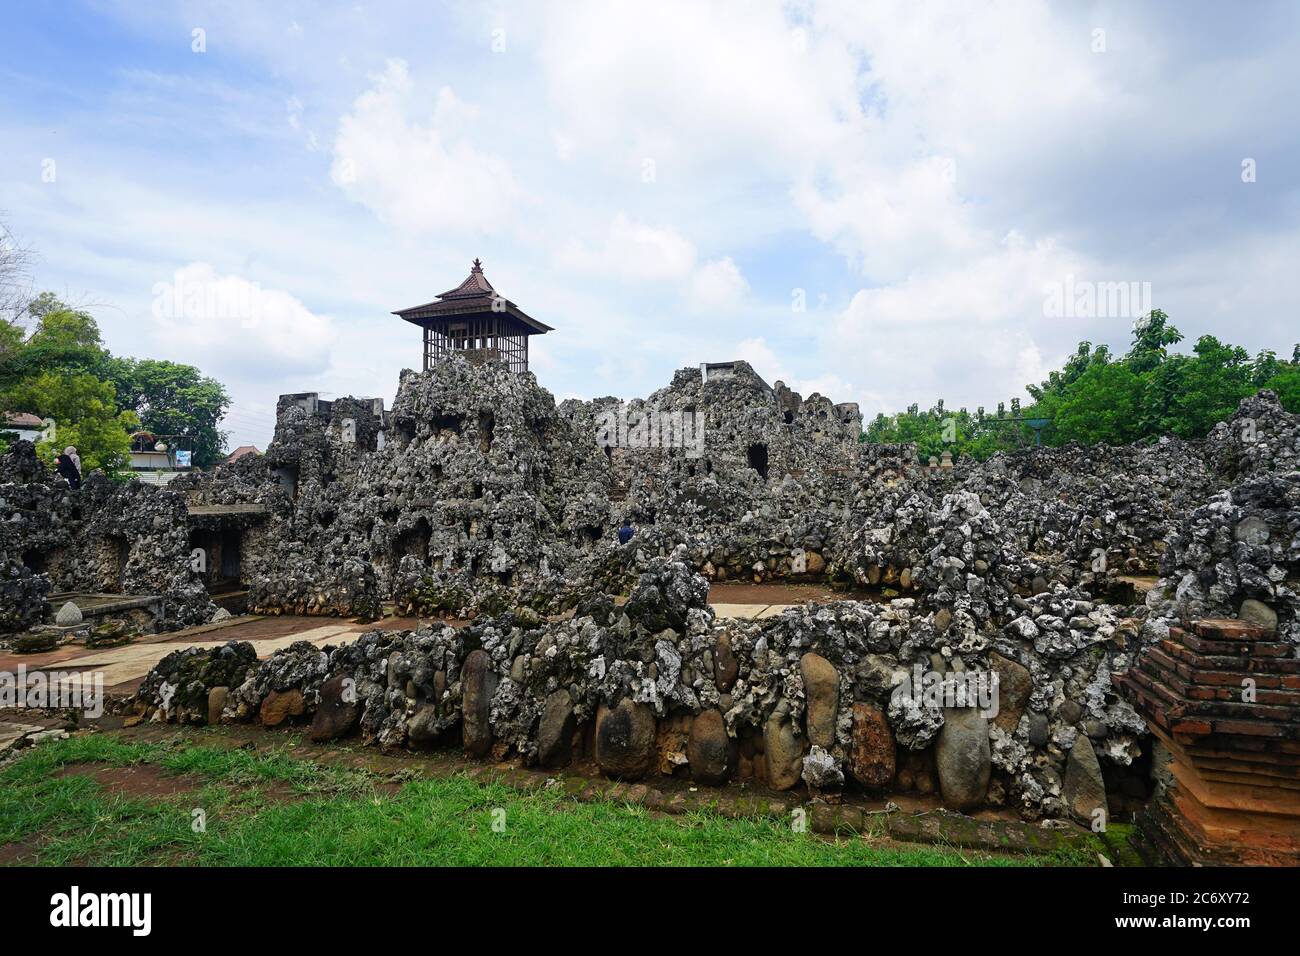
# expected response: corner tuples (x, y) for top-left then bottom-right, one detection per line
(55, 446), (82, 490)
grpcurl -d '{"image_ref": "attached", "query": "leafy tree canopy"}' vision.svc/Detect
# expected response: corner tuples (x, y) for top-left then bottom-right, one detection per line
(0, 294), (230, 473)
(866, 310), (1299, 462)
(107, 358), (231, 468)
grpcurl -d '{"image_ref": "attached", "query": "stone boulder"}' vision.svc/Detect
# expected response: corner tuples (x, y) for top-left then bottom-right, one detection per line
(714, 632), (738, 692)
(1239, 598), (1278, 632)
(687, 708), (735, 785)
(935, 708), (990, 811)
(800, 652), (838, 748)
(207, 686), (228, 726)
(407, 705), (442, 746)
(537, 690), (576, 768)
(1063, 734), (1107, 824)
(309, 673), (361, 742)
(595, 699), (656, 780)
(988, 651), (1032, 733)
(763, 702), (804, 791)
(848, 702), (895, 789)
(461, 649), (496, 756)
(260, 688), (305, 727)
(55, 601), (83, 626)
(802, 745), (844, 789)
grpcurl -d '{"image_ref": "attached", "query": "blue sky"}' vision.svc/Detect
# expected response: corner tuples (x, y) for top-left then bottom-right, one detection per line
(2, 0), (1298, 450)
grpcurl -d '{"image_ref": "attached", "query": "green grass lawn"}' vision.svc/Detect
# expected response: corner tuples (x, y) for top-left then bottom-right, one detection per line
(0, 735), (1092, 866)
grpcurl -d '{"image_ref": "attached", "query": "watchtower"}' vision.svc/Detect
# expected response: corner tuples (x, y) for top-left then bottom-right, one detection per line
(392, 259), (552, 374)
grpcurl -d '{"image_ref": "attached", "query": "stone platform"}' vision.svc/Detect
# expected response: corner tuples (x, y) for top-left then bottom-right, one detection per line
(1115, 618), (1300, 865)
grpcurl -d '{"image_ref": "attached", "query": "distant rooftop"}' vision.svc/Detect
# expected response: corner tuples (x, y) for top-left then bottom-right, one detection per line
(3, 411), (44, 429)
(224, 444), (262, 464)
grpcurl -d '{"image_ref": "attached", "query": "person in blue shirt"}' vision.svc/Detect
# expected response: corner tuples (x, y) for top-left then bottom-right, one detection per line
(617, 518), (635, 544)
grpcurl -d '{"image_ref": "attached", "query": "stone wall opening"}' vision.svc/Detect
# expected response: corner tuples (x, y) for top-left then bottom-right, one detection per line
(747, 443), (769, 479)
(189, 527), (245, 593)
(273, 464), (299, 500)
(20, 549), (47, 574)
(431, 412), (463, 436)
(100, 534), (130, 592)
(393, 517), (432, 566)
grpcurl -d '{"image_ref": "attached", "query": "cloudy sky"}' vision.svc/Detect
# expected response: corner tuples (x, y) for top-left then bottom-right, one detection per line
(2, 0), (1297, 450)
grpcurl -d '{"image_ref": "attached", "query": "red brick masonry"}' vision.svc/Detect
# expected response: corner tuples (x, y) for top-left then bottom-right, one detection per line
(1114, 618), (1300, 865)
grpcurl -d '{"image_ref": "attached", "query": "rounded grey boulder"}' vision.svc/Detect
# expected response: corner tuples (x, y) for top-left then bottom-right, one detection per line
(55, 601), (83, 626)
(935, 708), (990, 811)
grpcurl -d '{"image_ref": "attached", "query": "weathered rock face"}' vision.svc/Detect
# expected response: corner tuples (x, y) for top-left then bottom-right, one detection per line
(687, 708), (735, 784)
(1146, 439), (1300, 651)
(596, 699), (656, 780)
(0, 441), (218, 636)
(936, 708), (991, 811)
(1063, 734), (1107, 824)
(848, 703), (895, 789)
(800, 652), (838, 749)
(134, 641), (259, 724)
(5, 359), (1284, 644)
(309, 674), (361, 742)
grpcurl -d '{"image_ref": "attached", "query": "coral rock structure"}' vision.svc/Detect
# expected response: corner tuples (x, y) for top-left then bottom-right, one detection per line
(6, 353), (1300, 834)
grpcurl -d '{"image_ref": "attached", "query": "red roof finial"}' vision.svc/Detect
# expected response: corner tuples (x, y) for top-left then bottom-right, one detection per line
(471, 257), (483, 273)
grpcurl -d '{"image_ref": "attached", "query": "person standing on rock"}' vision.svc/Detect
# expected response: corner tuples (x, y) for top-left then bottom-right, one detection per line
(617, 517), (635, 544)
(55, 446), (82, 489)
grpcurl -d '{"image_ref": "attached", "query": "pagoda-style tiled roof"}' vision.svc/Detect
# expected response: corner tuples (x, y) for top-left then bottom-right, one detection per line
(436, 258), (496, 299)
(393, 259), (553, 334)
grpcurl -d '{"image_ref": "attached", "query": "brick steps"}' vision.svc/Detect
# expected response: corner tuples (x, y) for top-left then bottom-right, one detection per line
(1116, 617), (1300, 865)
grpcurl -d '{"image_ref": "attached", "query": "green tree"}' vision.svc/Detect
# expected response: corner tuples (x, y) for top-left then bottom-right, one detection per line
(1, 294), (233, 473)
(1262, 364), (1300, 412)
(0, 297), (133, 471)
(1027, 341), (1112, 404)
(1125, 308), (1183, 374)
(107, 358), (231, 467)
(1141, 335), (1255, 438)
(7, 370), (136, 472)
(865, 311), (1297, 457)
(863, 400), (1028, 462)
(1049, 361), (1145, 445)
(0, 295), (109, 389)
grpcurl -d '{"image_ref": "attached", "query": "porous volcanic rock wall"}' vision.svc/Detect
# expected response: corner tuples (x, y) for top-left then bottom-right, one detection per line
(13, 356), (1267, 634)
(10, 356), (1300, 825)
(0, 441), (216, 631)
(131, 547), (1152, 819)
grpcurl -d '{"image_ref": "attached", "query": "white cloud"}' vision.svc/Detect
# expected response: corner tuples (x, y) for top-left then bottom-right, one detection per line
(796, 157), (987, 283)
(689, 257), (749, 311)
(557, 213), (697, 279)
(331, 59), (521, 232)
(538, 0), (861, 177)
(148, 263), (337, 379)
(734, 336), (855, 404)
(8, 0), (1300, 441)
(834, 234), (1087, 333)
